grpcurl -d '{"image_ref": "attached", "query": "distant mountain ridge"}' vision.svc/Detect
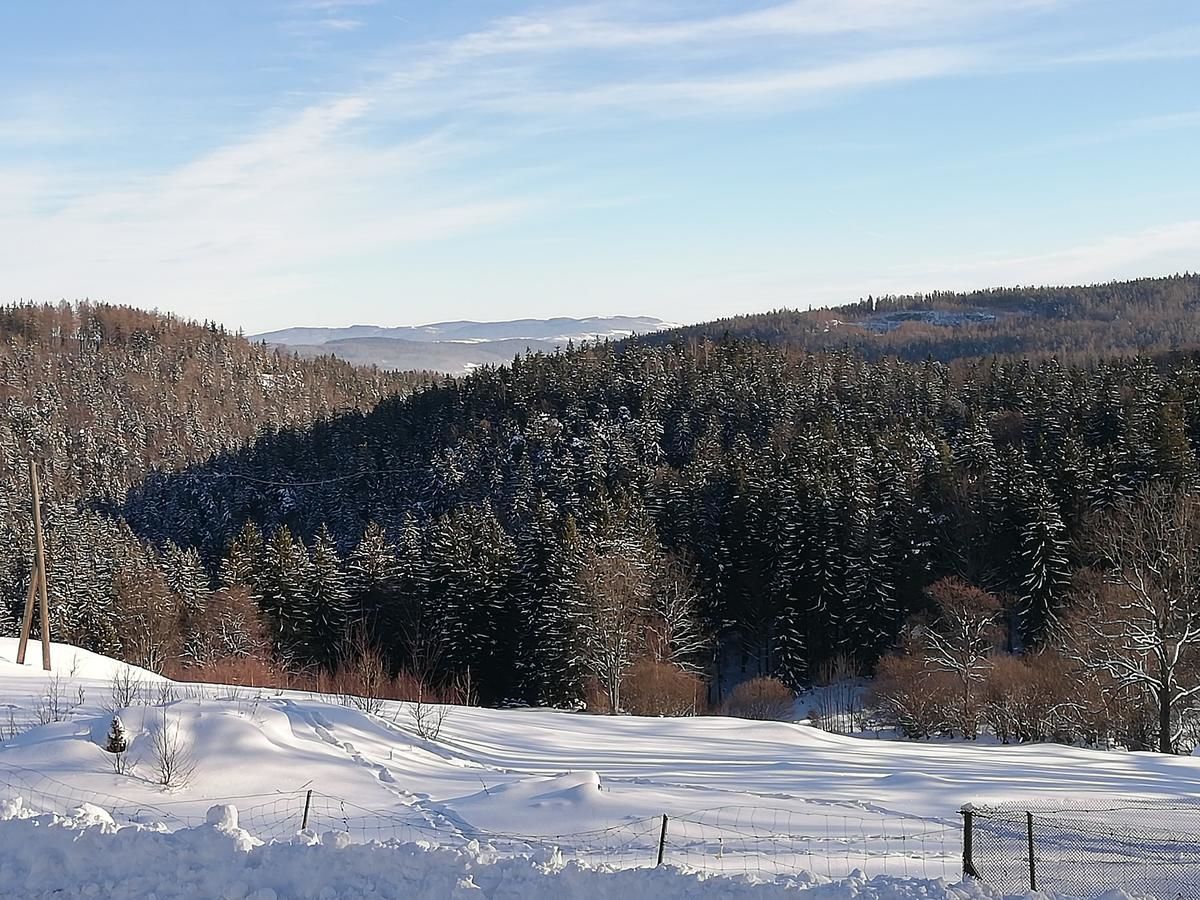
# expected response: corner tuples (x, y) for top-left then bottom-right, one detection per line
(254, 315), (673, 373)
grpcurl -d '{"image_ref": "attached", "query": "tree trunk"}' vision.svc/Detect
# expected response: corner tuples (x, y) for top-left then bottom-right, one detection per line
(1159, 686), (1173, 754)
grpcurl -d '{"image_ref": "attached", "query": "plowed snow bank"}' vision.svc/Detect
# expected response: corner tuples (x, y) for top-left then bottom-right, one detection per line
(0, 800), (1131, 900)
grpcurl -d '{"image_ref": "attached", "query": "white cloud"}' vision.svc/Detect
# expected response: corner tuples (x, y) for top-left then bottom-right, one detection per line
(320, 18), (363, 32)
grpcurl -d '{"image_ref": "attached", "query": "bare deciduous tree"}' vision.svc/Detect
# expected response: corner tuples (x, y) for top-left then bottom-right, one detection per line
(645, 560), (709, 673)
(1068, 486), (1200, 753)
(106, 665), (146, 712)
(329, 625), (393, 715)
(922, 578), (1000, 740)
(149, 708), (195, 788)
(575, 545), (651, 714)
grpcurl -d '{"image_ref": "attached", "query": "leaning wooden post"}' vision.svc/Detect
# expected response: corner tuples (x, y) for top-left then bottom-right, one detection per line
(960, 805), (980, 878)
(17, 459), (50, 669)
(656, 814), (669, 867)
(301, 789), (313, 830)
(16, 566), (38, 665)
(31, 460), (51, 671)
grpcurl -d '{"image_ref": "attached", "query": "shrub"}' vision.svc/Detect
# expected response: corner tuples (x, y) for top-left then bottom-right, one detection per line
(149, 709), (194, 788)
(808, 654), (866, 734)
(165, 654), (297, 690)
(721, 676), (794, 721)
(104, 715), (132, 775)
(981, 653), (1078, 744)
(622, 658), (706, 717)
(871, 653), (956, 739)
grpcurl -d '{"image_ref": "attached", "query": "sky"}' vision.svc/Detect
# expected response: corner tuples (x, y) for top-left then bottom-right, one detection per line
(1, 1), (1199, 334)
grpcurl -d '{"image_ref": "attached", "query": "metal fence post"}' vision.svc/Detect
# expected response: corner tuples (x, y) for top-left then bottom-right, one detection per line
(961, 806), (980, 878)
(656, 814), (669, 866)
(301, 789), (313, 831)
(1026, 811), (1036, 891)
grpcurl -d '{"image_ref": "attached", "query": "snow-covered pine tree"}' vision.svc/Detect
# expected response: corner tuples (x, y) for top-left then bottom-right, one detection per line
(104, 715), (129, 754)
(160, 542), (210, 618)
(257, 526), (313, 662)
(346, 520), (399, 635)
(220, 522), (265, 600)
(1018, 480), (1070, 644)
(306, 525), (351, 670)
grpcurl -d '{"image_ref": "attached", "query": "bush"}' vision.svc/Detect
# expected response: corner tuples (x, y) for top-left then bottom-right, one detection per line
(721, 676), (794, 721)
(622, 658), (706, 717)
(165, 654), (298, 690)
(871, 653), (956, 739)
(981, 653), (1077, 744)
(807, 654), (866, 734)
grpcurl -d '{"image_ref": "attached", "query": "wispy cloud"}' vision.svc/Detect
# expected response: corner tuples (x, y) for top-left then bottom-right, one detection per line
(290, 0), (379, 11)
(472, 46), (981, 117)
(0, 94), (536, 328)
(924, 220), (1200, 287)
(448, 0), (1062, 56)
(1054, 25), (1200, 65)
(319, 18), (363, 32)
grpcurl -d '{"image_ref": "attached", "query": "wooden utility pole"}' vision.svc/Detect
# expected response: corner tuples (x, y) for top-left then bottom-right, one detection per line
(16, 459), (51, 670)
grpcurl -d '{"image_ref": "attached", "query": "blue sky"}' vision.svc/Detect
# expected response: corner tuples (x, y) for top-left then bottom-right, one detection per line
(2, 1), (1199, 333)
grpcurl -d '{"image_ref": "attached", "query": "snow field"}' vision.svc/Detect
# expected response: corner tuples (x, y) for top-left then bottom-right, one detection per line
(0, 639), (1195, 896)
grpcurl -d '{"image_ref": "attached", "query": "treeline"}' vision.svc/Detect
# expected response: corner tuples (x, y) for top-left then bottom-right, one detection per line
(643, 273), (1200, 362)
(109, 325), (1200, 714)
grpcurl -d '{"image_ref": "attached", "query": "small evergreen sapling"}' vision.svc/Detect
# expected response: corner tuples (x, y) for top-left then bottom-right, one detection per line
(104, 715), (128, 753)
(105, 715), (131, 774)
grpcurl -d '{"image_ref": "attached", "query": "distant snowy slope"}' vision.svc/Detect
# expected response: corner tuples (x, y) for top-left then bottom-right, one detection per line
(257, 316), (672, 346)
(253, 316), (676, 373)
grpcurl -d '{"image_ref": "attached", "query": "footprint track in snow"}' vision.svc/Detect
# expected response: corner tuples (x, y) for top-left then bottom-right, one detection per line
(274, 699), (467, 836)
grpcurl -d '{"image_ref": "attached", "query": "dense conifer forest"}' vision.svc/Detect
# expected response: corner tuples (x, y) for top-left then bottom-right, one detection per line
(6, 278), (1200, 749)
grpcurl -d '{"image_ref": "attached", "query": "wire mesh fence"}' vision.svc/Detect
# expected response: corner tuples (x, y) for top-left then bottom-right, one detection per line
(0, 761), (960, 879)
(11, 758), (1200, 895)
(967, 799), (1200, 899)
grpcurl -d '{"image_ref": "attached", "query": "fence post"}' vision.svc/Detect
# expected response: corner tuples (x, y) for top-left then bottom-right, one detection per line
(656, 814), (669, 866)
(1026, 811), (1036, 890)
(960, 806), (980, 878)
(301, 789), (313, 831)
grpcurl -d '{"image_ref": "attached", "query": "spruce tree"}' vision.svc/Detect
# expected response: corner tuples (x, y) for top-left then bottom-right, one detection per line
(307, 526), (351, 669)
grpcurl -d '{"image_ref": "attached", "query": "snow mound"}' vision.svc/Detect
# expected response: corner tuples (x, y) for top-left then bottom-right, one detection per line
(207, 803), (239, 830)
(470, 771), (603, 807)
(445, 771), (632, 835)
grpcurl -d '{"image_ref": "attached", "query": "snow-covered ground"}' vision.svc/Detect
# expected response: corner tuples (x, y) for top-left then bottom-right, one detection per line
(0, 639), (1193, 898)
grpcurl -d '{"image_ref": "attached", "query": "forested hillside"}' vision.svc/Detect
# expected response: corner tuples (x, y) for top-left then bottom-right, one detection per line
(0, 303), (423, 654)
(117, 318), (1200, 715)
(644, 273), (1200, 361)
